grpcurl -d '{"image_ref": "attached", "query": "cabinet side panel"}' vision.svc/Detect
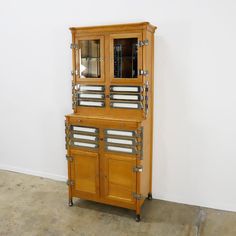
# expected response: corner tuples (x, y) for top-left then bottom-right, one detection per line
(139, 30), (155, 199)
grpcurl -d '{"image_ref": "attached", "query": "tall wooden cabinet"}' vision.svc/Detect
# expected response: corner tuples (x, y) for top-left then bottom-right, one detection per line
(65, 22), (157, 221)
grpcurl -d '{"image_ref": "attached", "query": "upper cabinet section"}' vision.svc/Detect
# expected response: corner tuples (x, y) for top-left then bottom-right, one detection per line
(70, 22), (156, 85)
(70, 22), (157, 119)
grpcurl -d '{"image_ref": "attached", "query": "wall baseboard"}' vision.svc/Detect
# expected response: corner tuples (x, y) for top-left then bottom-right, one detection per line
(0, 164), (67, 182)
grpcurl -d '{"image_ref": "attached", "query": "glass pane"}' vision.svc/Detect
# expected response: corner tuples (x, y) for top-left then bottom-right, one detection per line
(73, 134), (97, 141)
(79, 40), (101, 78)
(110, 102), (140, 109)
(107, 145), (133, 153)
(106, 129), (134, 137)
(77, 85), (105, 92)
(110, 86), (141, 93)
(72, 126), (97, 133)
(110, 94), (140, 101)
(78, 93), (104, 99)
(73, 142), (97, 148)
(78, 101), (105, 107)
(106, 138), (133, 145)
(114, 38), (138, 78)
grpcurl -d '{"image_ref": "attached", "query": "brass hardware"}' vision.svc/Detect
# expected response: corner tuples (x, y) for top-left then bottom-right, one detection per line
(137, 39), (149, 47)
(65, 121), (71, 150)
(72, 100), (77, 109)
(136, 127), (144, 160)
(133, 165), (143, 172)
(71, 70), (79, 76)
(144, 81), (149, 118)
(139, 70), (149, 76)
(66, 155), (73, 162)
(132, 192), (145, 200)
(66, 180), (74, 186)
(70, 43), (78, 50)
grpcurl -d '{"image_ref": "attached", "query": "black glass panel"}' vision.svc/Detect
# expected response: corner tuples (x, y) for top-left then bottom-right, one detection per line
(114, 38), (138, 78)
(79, 40), (101, 78)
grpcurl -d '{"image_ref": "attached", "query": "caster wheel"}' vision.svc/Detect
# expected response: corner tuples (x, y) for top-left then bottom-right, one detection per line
(68, 199), (73, 207)
(147, 193), (152, 200)
(135, 214), (141, 222)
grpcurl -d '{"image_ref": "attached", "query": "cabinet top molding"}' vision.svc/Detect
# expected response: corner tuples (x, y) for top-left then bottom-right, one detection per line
(69, 22), (157, 33)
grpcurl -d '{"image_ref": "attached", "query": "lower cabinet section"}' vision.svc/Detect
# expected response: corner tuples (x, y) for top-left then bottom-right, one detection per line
(65, 116), (151, 221)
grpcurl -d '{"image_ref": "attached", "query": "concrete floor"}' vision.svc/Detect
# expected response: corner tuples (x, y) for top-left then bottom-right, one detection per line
(0, 170), (236, 236)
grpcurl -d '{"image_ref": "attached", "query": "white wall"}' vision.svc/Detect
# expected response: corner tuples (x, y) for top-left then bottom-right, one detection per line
(0, 0), (236, 212)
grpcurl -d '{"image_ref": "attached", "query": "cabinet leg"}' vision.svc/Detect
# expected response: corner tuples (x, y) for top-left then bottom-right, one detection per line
(135, 204), (141, 222)
(135, 214), (141, 222)
(68, 198), (73, 207)
(147, 192), (152, 200)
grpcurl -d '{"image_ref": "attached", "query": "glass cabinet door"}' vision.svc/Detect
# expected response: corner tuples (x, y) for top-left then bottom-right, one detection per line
(110, 33), (142, 82)
(75, 36), (104, 82)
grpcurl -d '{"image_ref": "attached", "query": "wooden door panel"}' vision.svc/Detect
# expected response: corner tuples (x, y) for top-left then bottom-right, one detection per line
(71, 151), (99, 199)
(74, 156), (96, 193)
(103, 153), (136, 204)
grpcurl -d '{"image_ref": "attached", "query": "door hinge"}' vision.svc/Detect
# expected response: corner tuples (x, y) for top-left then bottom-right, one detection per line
(132, 192), (145, 200)
(133, 165), (143, 172)
(139, 70), (149, 76)
(144, 80), (149, 118)
(66, 155), (73, 162)
(72, 100), (77, 108)
(71, 70), (79, 76)
(66, 180), (74, 186)
(65, 121), (71, 130)
(137, 39), (149, 47)
(70, 43), (78, 50)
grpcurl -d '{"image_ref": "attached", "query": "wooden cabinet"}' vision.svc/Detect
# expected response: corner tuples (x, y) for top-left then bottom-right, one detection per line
(66, 22), (157, 221)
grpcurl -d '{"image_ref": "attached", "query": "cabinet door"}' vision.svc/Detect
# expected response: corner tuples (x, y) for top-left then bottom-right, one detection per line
(71, 151), (100, 200)
(102, 153), (136, 204)
(110, 33), (143, 83)
(75, 36), (104, 82)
